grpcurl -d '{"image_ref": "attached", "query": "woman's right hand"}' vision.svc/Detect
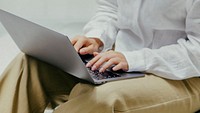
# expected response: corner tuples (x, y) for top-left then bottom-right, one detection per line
(70, 36), (103, 55)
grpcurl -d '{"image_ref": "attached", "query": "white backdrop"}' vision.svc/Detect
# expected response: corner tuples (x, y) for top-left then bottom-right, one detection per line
(0, 0), (97, 37)
(0, 0), (98, 75)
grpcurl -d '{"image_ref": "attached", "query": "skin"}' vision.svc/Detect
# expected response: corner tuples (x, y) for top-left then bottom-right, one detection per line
(70, 36), (129, 72)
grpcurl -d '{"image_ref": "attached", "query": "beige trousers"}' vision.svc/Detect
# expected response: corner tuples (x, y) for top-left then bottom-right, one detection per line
(0, 53), (200, 113)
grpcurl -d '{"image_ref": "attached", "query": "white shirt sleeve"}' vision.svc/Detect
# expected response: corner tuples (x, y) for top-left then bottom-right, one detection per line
(83, 0), (119, 51)
(122, 0), (200, 80)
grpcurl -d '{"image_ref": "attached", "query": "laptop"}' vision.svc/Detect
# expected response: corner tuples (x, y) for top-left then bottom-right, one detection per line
(0, 9), (144, 84)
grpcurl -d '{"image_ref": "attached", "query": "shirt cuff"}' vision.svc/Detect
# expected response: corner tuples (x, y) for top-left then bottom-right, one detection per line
(121, 50), (146, 72)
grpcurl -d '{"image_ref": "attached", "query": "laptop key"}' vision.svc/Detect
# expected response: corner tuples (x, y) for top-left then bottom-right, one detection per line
(87, 68), (122, 80)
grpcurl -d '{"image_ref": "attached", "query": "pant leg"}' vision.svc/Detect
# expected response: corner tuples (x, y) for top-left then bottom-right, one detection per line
(0, 53), (81, 113)
(54, 74), (200, 113)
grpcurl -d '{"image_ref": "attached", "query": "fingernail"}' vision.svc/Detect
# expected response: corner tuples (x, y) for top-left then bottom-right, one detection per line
(80, 49), (85, 54)
(112, 67), (117, 71)
(86, 63), (91, 67)
(99, 68), (104, 73)
(92, 66), (97, 71)
(93, 52), (99, 56)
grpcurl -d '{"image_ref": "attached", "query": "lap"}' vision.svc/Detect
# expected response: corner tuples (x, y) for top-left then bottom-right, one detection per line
(56, 74), (200, 113)
(5, 53), (200, 112)
(0, 53), (82, 109)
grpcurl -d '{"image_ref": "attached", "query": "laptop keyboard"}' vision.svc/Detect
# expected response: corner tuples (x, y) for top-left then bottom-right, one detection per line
(87, 68), (122, 80)
(80, 54), (123, 80)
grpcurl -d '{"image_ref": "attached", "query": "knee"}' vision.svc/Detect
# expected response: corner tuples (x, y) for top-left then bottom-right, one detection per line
(78, 81), (158, 111)
(4, 53), (38, 75)
(15, 52), (42, 67)
(15, 52), (27, 63)
(75, 83), (136, 112)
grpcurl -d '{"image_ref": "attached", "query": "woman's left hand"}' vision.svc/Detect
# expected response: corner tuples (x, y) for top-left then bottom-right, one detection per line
(86, 50), (129, 72)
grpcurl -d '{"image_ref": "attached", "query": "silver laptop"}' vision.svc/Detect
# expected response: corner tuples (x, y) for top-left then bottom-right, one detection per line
(0, 9), (144, 84)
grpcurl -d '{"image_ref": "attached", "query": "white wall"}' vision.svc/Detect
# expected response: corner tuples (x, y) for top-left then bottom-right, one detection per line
(0, 0), (98, 37)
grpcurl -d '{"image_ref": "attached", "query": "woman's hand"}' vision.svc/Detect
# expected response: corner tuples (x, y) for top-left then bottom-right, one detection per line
(71, 36), (103, 55)
(86, 50), (129, 72)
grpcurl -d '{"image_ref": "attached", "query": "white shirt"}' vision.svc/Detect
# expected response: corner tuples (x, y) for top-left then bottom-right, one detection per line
(83, 0), (200, 80)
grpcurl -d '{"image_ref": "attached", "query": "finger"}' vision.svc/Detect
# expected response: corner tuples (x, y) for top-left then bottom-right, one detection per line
(70, 37), (79, 45)
(92, 55), (112, 71)
(86, 54), (102, 68)
(73, 39), (86, 52)
(79, 45), (95, 55)
(93, 52), (99, 56)
(99, 58), (119, 72)
(112, 63), (123, 71)
(71, 40), (77, 45)
(112, 62), (128, 71)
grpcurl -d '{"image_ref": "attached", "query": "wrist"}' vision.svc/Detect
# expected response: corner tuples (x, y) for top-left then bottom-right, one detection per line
(93, 38), (103, 47)
(90, 37), (103, 49)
